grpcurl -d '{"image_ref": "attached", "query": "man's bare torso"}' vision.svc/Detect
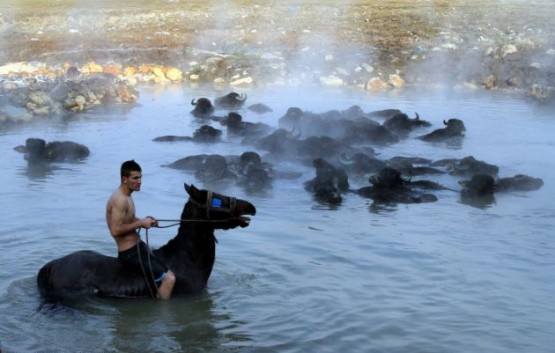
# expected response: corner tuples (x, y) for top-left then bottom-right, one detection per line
(106, 187), (140, 252)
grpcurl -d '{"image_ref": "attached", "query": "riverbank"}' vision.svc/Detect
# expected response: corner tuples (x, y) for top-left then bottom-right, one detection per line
(1, 1), (554, 101)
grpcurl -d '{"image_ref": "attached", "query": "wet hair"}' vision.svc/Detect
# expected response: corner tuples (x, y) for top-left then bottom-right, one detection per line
(120, 160), (142, 178)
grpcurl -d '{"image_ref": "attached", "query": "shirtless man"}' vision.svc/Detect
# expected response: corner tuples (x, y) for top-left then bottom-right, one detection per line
(106, 160), (176, 299)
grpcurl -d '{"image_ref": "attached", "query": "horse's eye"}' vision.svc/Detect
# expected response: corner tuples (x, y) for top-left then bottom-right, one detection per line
(211, 198), (223, 208)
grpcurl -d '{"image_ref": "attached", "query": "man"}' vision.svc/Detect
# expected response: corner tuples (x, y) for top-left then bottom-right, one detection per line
(106, 160), (176, 299)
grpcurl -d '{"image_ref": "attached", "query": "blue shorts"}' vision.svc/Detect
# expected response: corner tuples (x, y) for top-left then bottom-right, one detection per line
(118, 241), (167, 283)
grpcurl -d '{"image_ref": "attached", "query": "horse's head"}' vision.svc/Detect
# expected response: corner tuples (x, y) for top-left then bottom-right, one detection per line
(183, 183), (256, 229)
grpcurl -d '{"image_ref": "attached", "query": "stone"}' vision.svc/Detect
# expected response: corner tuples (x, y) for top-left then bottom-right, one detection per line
(388, 74), (405, 89)
(365, 77), (389, 91)
(165, 67), (183, 81)
(319, 75), (344, 87)
(501, 44), (518, 57)
(230, 76), (253, 87)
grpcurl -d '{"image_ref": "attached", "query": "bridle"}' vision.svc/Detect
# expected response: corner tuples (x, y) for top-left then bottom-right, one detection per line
(153, 191), (238, 229)
(185, 190), (237, 220)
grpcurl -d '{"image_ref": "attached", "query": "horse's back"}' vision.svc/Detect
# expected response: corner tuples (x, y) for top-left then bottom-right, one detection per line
(37, 250), (150, 301)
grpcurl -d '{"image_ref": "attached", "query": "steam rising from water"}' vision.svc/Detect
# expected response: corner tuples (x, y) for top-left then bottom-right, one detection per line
(1, 1), (554, 97)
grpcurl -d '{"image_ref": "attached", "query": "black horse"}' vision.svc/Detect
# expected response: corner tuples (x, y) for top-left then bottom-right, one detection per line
(37, 184), (256, 301)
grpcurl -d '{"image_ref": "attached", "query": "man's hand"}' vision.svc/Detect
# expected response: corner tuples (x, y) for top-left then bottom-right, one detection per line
(142, 216), (158, 229)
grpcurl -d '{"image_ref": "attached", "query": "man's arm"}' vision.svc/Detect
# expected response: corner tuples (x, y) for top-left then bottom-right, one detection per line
(107, 197), (155, 238)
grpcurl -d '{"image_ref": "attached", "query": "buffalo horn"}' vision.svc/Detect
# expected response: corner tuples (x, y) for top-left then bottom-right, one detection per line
(339, 153), (356, 165)
(289, 125), (302, 139)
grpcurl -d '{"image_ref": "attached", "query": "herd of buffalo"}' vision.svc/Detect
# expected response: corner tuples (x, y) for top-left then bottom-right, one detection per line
(14, 91), (544, 209)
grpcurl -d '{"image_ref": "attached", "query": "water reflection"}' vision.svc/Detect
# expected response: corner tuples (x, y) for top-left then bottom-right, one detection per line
(17, 162), (84, 182)
(459, 194), (497, 209)
(18, 161), (56, 181)
(367, 201), (400, 214)
(29, 289), (252, 352)
(111, 295), (251, 352)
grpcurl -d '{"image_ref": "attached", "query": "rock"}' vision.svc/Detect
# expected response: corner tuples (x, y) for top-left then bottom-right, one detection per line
(123, 66), (137, 77)
(0, 62), (39, 75)
(230, 76), (253, 87)
(319, 75), (344, 87)
(388, 74), (405, 89)
(82, 62), (103, 74)
(165, 67), (183, 81)
(483, 75), (497, 89)
(103, 65), (121, 75)
(501, 44), (518, 57)
(27, 91), (51, 106)
(365, 77), (389, 91)
(152, 67), (168, 83)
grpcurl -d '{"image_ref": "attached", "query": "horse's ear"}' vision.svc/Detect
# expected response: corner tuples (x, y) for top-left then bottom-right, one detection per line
(184, 183), (199, 197)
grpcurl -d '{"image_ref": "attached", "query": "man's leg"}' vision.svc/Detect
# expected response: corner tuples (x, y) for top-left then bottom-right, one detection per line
(156, 270), (176, 300)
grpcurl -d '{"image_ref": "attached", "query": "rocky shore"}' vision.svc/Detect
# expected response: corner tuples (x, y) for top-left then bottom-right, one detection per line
(1, 1), (554, 125)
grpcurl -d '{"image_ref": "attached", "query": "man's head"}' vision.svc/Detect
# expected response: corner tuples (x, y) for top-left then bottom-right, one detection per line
(120, 160), (142, 192)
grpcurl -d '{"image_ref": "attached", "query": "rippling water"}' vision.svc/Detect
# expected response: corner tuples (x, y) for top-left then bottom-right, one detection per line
(1, 85), (554, 353)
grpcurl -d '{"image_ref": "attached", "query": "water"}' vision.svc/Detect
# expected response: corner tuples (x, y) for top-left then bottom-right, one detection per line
(1, 85), (554, 353)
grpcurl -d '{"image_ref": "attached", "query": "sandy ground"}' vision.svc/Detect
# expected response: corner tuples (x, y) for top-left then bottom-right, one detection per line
(1, 0), (555, 98)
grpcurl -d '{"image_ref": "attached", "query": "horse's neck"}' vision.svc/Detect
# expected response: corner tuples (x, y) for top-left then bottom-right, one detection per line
(154, 222), (216, 264)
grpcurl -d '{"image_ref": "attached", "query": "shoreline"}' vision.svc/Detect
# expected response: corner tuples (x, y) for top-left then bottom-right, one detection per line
(1, 1), (554, 122)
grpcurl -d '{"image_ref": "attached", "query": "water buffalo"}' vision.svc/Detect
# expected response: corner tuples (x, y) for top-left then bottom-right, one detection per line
(344, 118), (399, 145)
(418, 118), (466, 142)
(14, 138), (90, 162)
(278, 106), (397, 146)
(254, 128), (302, 157)
(153, 125), (222, 143)
(355, 167), (438, 204)
(232, 150), (302, 184)
(228, 151), (275, 190)
(460, 173), (543, 196)
(190, 97), (215, 118)
(338, 151), (387, 175)
(220, 112), (273, 139)
(192, 125), (222, 143)
(247, 103), (273, 114)
(459, 174), (496, 197)
(383, 112), (432, 138)
(433, 156), (499, 177)
(386, 156), (444, 176)
(167, 154), (236, 184)
(304, 158), (350, 204)
(194, 155), (237, 184)
(496, 174), (543, 192)
(366, 108), (403, 119)
(214, 92), (247, 110)
(233, 152), (275, 191)
(152, 135), (191, 142)
(165, 154), (209, 171)
(458, 174), (497, 208)
(278, 107), (305, 131)
(165, 151), (277, 191)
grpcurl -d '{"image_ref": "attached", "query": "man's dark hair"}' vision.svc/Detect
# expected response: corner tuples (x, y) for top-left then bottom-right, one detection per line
(121, 160), (141, 178)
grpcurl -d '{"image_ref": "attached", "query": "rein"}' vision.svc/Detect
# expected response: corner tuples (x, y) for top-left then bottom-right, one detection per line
(154, 218), (234, 228)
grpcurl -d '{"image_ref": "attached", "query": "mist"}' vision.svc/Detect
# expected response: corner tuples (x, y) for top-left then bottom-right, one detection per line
(1, 1), (554, 100)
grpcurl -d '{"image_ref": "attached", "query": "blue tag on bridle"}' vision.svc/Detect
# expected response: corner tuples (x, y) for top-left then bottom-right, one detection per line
(211, 198), (222, 208)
